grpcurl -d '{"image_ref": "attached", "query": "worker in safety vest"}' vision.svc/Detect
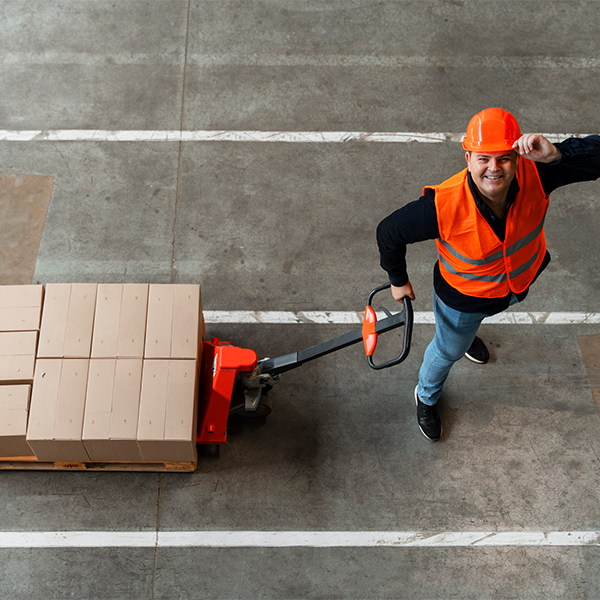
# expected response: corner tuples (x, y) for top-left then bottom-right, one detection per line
(377, 108), (600, 441)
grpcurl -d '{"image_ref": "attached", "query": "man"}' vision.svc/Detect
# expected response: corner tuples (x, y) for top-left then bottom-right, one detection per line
(377, 107), (600, 441)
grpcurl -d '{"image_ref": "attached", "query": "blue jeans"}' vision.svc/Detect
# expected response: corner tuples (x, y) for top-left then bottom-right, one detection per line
(417, 292), (519, 406)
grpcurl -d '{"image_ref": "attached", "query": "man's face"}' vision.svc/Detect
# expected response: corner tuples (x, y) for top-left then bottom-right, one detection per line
(465, 150), (519, 203)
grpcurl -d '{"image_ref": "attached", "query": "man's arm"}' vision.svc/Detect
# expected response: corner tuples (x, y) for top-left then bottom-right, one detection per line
(376, 189), (440, 302)
(513, 134), (561, 163)
(516, 134), (600, 194)
(390, 282), (416, 302)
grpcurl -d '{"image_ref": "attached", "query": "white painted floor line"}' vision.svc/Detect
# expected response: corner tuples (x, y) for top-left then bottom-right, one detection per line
(204, 311), (600, 326)
(4, 52), (600, 70)
(188, 54), (600, 70)
(0, 531), (598, 549)
(0, 130), (592, 144)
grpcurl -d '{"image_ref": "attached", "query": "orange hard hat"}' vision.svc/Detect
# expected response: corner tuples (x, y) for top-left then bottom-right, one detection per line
(462, 108), (521, 152)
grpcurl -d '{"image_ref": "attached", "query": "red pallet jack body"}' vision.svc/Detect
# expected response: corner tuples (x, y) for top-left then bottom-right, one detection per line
(196, 283), (413, 447)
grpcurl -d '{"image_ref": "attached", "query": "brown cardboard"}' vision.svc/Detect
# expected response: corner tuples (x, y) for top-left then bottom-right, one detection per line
(0, 284), (44, 308)
(63, 284), (97, 358)
(144, 285), (174, 358)
(164, 360), (198, 462)
(91, 284), (123, 358)
(0, 385), (34, 457)
(82, 359), (115, 459)
(137, 359), (198, 462)
(82, 358), (143, 461)
(38, 284), (97, 359)
(144, 285), (202, 359)
(37, 284), (71, 357)
(0, 331), (37, 383)
(0, 285), (44, 331)
(171, 285), (202, 359)
(137, 360), (170, 459)
(53, 359), (90, 461)
(0, 355), (36, 383)
(0, 175), (54, 286)
(109, 359), (143, 460)
(26, 359), (62, 459)
(26, 359), (91, 462)
(117, 284), (148, 358)
(0, 331), (38, 356)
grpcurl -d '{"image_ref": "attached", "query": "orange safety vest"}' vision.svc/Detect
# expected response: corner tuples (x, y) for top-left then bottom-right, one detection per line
(426, 160), (549, 298)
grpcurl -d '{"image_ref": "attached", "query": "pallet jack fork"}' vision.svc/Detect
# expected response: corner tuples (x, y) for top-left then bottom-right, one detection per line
(196, 283), (413, 446)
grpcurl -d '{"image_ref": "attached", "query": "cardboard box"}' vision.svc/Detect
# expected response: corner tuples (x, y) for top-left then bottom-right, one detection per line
(117, 284), (148, 358)
(0, 285), (44, 331)
(137, 359), (198, 462)
(0, 285), (44, 308)
(91, 284), (122, 358)
(0, 331), (38, 383)
(0, 355), (36, 384)
(26, 359), (91, 462)
(110, 359), (144, 456)
(81, 359), (115, 458)
(0, 385), (35, 457)
(37, 284), (70, 356)
(38, 284), (97, 358)
(91, 284), (148, 358)
(144, 286), (173, 359)
(144, 285), (202, 359)
(82, 358), (143, 461)
(0, 331), (38, 356)
(171, 285), (202, 359)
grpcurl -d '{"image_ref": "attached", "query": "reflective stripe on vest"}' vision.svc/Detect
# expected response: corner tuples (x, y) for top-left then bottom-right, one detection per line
(438, 238), (543, 283)
(437, 215), (546, 267)
(429, 160), (549, 298)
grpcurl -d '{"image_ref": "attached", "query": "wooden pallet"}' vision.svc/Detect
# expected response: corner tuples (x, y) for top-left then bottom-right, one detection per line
(0, 453), (197, 472)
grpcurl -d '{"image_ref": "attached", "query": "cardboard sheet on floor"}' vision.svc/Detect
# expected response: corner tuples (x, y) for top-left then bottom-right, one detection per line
(0, 174), (54, 285)
(577, 333), (600, 416)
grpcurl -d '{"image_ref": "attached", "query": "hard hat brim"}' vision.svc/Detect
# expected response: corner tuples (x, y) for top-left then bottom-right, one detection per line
(462, 139), (517, 152)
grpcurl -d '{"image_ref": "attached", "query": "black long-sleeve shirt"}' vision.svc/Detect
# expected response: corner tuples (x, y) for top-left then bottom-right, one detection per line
(377, 135), (600, 315)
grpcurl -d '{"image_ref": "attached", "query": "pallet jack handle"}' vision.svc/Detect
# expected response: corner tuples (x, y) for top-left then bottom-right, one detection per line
(363, 282), (413, 370)
(257, 283), (413, 377)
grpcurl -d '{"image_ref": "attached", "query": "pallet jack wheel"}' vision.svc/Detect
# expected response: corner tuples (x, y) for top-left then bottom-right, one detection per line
(234, 402), (272, 419)
(198, 444), (220, 458)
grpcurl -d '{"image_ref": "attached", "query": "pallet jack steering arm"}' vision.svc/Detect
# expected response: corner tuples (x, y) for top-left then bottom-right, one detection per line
(197, 283), (413, 445)
(253, 282), (413, 378)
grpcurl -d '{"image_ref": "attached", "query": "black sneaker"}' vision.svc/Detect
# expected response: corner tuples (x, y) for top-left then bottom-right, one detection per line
(464, 336), (490, 364)
(414, 386), (441, 442)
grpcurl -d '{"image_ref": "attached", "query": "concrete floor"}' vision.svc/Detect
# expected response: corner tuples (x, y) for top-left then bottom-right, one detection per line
(1, 1), (600, 598)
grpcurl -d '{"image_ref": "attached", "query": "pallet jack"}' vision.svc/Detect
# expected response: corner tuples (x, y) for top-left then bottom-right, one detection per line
(196, 283), (413, 449)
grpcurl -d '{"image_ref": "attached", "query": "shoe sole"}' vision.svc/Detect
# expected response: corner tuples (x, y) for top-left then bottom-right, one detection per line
(414, 385), (441, 442)
(464, 352), (488, 364)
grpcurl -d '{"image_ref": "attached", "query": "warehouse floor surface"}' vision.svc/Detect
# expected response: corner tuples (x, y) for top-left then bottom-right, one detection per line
(1, 1), (600, 599)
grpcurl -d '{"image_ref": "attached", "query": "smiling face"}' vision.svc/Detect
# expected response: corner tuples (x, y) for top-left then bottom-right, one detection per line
(465, 150), (519, 204)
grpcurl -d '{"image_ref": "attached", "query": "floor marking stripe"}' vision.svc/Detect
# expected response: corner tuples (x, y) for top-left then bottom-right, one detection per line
(0, 532), (157, 548)
(188, 55), (600, 70)
(0, 531), (598, 548)
(0, 130), (592, 144)
(4, 52), (600, 70)
(204, 311), (600, 326)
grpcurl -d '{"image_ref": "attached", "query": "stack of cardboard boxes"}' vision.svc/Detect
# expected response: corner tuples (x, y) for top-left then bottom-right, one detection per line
(0, 283), (202, 464)
(0, 285), (43, 457)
